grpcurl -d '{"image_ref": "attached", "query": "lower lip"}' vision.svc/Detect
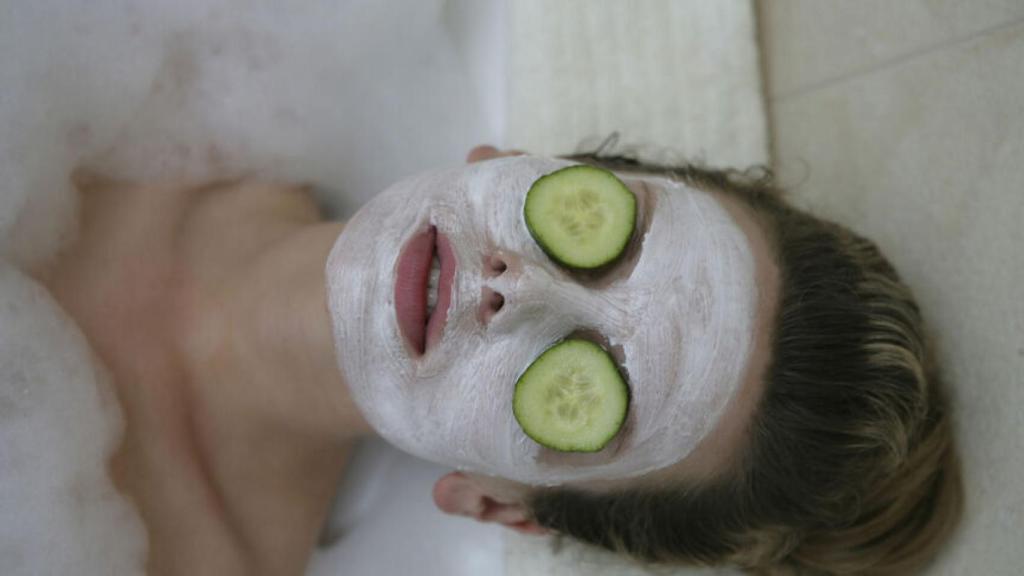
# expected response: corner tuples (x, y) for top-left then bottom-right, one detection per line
(394, 226), (456, 355)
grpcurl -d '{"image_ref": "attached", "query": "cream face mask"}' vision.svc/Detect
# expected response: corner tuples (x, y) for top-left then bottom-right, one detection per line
(326, 156), (757, 485)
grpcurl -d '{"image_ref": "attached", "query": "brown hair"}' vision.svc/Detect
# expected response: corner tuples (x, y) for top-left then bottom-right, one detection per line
(527, 153), (963, 575)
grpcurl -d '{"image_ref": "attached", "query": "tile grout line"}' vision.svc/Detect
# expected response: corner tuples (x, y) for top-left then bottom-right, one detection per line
(769, 14), (1024, 103)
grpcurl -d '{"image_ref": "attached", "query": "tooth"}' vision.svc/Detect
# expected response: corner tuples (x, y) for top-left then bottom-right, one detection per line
(426, 253), (440, 317)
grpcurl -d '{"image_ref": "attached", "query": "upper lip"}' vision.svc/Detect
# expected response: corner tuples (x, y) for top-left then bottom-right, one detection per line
(394, 225), (456, 356)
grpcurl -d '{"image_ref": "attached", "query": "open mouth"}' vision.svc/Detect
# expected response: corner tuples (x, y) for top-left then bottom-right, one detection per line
(394, 225), (456, 355)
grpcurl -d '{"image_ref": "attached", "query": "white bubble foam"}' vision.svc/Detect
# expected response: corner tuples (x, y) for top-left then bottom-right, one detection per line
(1, 1), (498, 571)
(2, 0), (492, 267)
(0, 264), (148, 575)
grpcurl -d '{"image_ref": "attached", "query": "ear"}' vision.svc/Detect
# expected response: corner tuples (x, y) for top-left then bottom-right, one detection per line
(465, 145), (526, 164)
(71, 167), (116, 195)
(432, 472), (549, 535)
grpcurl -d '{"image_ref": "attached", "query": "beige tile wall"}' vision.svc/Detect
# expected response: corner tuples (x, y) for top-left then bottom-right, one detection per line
(760, 3), (1024, 573)
(761, 0), (1024, 98)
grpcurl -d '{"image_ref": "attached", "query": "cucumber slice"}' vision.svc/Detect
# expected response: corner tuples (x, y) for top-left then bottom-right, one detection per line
(513, 339), (629, 453)
(524, 165), (637, 270)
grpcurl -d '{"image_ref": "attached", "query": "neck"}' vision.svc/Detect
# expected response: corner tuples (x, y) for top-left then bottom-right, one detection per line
(184, 220), (372, 572)
(210, 220), (372, 442)
(198, 219), (372, 438)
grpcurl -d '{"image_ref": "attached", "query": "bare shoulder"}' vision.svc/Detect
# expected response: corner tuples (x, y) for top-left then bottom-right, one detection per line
(178, 179), (325, 282)
(33, 172), (331, 576)
(187, 179), (323, 231)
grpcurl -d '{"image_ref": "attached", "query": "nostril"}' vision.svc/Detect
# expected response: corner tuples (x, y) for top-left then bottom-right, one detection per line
(485, 254), (508, 277)
(490, 291), (505, 313)
(479, 287), (506, 324)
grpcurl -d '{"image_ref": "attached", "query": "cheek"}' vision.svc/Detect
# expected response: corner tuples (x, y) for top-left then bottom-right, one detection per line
(477, 186), (531, 253)
(465, 331), (548, 392)
(438, 329), (560, 445)
(468, 164), (551, 255)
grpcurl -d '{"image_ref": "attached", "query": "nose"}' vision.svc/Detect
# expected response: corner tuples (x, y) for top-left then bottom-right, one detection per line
(483, 251), (513, 278)
(479, 286), (506, 324)
(478, 248), (609, 329)
(479, 250), (517, 324)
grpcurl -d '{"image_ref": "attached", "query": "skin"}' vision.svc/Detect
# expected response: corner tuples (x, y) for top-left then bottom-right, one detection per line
(34, 173), (371, 575)
(31, 145), (779, 574)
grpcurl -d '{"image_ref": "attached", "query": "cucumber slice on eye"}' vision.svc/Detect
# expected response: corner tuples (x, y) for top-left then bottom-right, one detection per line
(513, 339), (629, 453)
(524, 165), (637, 270)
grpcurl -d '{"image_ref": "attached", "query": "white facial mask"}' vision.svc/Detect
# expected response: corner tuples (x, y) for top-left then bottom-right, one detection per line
(326, 156), (757, 485)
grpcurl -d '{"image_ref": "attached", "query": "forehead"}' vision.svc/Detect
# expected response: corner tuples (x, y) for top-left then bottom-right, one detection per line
(589, 178), (781, 490)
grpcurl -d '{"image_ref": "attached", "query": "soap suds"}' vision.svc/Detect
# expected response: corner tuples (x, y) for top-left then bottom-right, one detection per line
(0, 264), (147, 575)
(1, 1), (498, 573)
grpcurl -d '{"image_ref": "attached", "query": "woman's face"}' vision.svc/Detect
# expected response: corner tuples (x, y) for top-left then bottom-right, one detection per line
(326, 156), (762, 485)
